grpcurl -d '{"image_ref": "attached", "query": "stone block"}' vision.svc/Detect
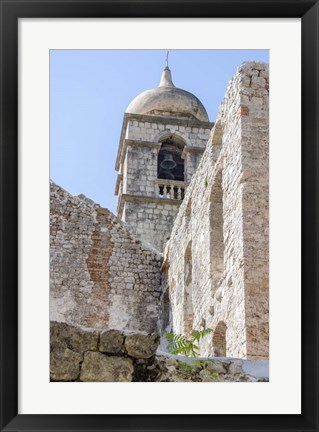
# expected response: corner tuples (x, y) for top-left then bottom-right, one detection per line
(125, 333), (160, 359)
(80, 352), (134, 382)
(227, 359), (243, 375)
(205, 359), (227, 374)
(50, 321), (99, 353)
(199, 369), (220, 382)
(100, 329), (125, 354)
(50, 346), (82, 381)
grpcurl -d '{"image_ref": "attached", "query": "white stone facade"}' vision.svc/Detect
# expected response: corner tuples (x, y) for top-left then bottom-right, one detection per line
(161, 62), (269, 359)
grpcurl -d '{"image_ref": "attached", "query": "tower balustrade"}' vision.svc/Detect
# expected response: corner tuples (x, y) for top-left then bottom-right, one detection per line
(155, 179), (188, 200)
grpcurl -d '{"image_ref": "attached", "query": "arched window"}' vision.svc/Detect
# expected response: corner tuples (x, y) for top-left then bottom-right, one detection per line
(212, 321), (227, 357)
(158, 136), (185, 182)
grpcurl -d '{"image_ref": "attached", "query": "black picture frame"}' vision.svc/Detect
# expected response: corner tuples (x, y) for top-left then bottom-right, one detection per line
(0, 1), (318, 431)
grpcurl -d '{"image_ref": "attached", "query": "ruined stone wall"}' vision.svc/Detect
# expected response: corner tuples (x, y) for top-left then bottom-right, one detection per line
(161, 62), (269, 359)
(51, 321), (269, 382)
(50, 181), (162, 333)
(115, 113), (213, 251)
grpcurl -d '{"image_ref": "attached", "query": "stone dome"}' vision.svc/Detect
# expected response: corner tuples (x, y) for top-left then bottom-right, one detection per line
(126, 67), (209, 122)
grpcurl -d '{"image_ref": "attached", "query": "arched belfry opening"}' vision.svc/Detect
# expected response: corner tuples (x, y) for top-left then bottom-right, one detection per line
(212, 321), (227, 357)
(158, 136), (185, 182)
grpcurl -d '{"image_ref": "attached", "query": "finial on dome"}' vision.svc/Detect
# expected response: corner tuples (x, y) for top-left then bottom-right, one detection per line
(159, 67), (175, 88)
(159, 50), (175, 88)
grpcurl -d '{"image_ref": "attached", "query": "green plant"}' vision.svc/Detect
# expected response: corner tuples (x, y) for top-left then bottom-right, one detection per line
(176, 360), (208, 373)
(176, 362), (193, 372)
(191, 359), (209, 369)
(204, 178), (208, 187)
(166, 328), (213, 357)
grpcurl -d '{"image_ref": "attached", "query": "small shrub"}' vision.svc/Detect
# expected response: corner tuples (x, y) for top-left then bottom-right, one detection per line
(209, 372), (220, 381)
(176, 362), (192, 372)
(190, 359), (209, 370)
(166, 328), (213, 357)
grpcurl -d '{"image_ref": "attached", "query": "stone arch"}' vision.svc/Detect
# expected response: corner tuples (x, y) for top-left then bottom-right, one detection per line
(212, 321), (227, 357)
(183, 240), (194, 334)
(154, 129), (192, 148)
(210, 169), (225, 292)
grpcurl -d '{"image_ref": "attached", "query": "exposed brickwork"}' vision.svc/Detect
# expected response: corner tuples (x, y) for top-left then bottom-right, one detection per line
(240, 105), (250, 116)
(50, 181), (163, 333)
(85, 208), (113, 328)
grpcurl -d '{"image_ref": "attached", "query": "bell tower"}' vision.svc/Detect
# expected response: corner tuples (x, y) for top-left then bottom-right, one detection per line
(115, 62), (214, 251)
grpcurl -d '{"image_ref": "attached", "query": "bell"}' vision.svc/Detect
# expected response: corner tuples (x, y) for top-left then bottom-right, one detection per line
(160, 153), (176, 170)
(159, 168), (175, 180)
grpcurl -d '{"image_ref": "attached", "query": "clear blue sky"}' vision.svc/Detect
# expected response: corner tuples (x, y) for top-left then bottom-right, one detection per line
(50, 49), (269, 213)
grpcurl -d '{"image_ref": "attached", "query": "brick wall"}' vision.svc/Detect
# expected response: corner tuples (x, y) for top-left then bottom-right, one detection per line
(50, 181), (163, 333)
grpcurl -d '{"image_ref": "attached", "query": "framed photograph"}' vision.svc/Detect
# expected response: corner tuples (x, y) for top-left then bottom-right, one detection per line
(0, 1), (318, 431)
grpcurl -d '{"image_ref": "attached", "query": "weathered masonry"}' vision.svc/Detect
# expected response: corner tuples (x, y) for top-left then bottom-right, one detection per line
(115, 66), (214, 251)
(50, 61), (269, 368)
(50, 321), (269, 382)
(50, 181), (162, 333)
(161, 62), (269, 359)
